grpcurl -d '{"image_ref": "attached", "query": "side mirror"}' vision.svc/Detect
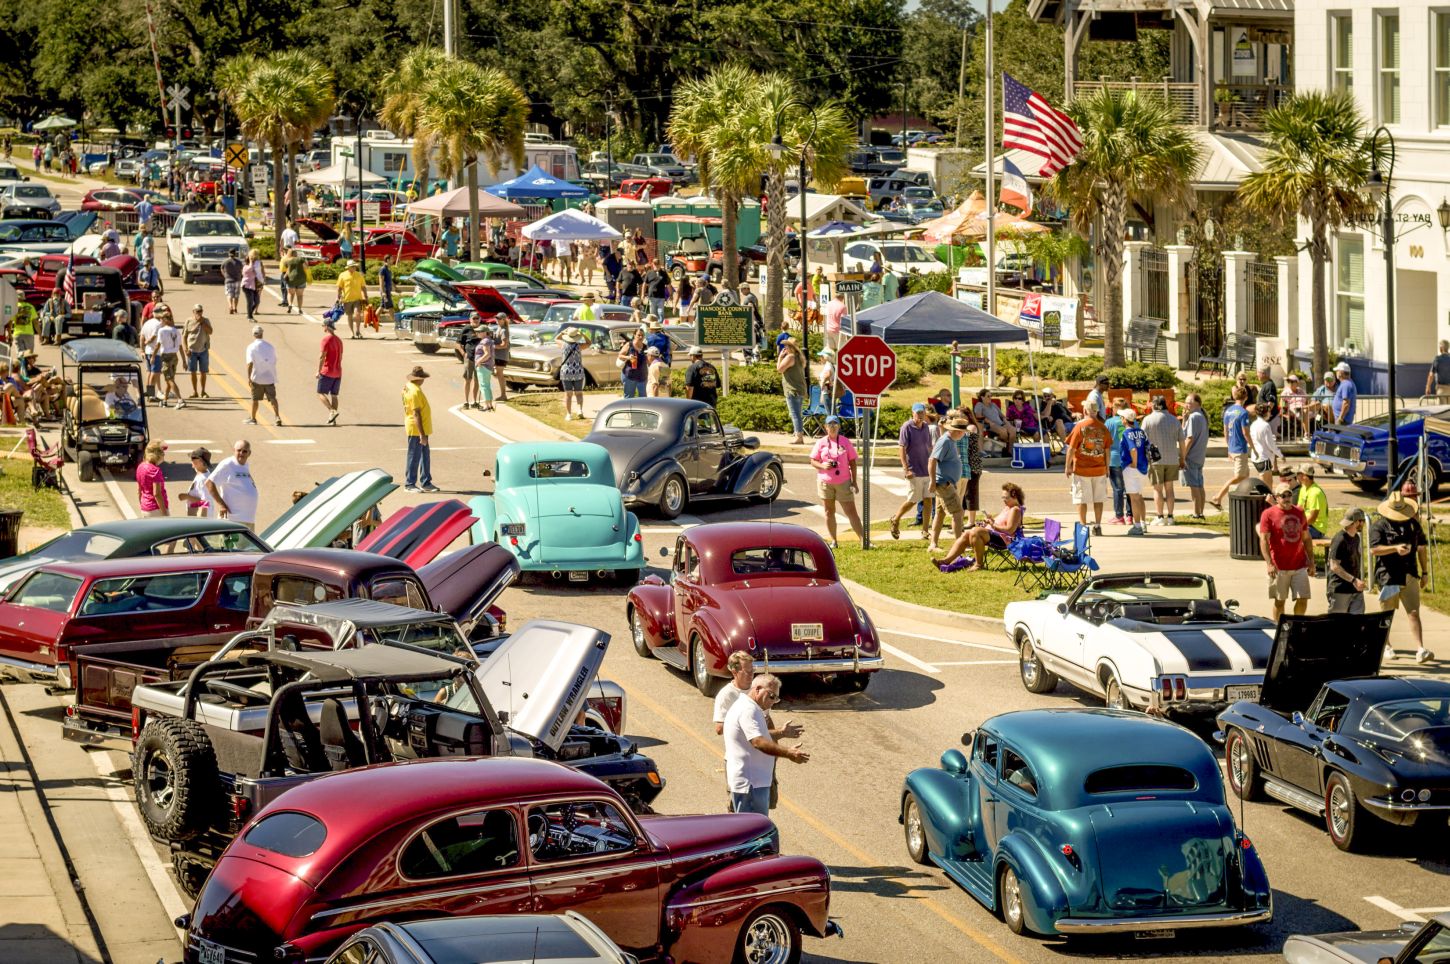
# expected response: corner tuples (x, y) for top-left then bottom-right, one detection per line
(1225, 598), (1240, 609)
(1291, 711), (1305, 726)
(1056, 603), (1067, 615)
(941, 748), (968, 775)
(740, 436), (760, 451)
(961, 730), (973, 748)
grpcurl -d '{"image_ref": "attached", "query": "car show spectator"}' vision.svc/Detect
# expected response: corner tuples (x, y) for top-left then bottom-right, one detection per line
(335, 260), (368, 339)
(1104, 399), (1129, 524)
(682, 346), (720, 408)
(402, 365), (437, 493)
(933, 482), (1025, 572)
(1257, 364), (1279, 429)
(1005, 391), (1039, 440)
(1327, 508), (1368, 614)
(645, 318), (672, 367)
(1307, 372), (1336, 436)
(156, 310), (183, 407)
(1249, 402), (1281, 485)
(244, 325), (281, 427)
(1372, 482), (1432, 664)
(777, 336), (807, 445)
(205, 440), (259, 529)
(281, 247), (308, 314)
(645, 346), (670, 397)
(316, 318), (343, 425)
(973, 389), (1015, 451)
(1085, 375), (1109, 423)
(810, 416), (864, 549)
(1117, 408), (1150, 536)
(138, 307), (164, 401)
(1427, 340), (1450, 401)
(178, 303), (213, 403)
(39, 289), (66, 345)
(1259, 481), (1314, 620)
(1141, 396), (1183, 525)
(1209, 386), (1253, 512)
(221, 249), (243, 314)
(8, 300), (36, 357)
(1333, 362), (1357, 424)
(618, 329), (647, 398)
(1282, 375), (1308, 435)
(1181, 392), (1209, 520)
(1064, 399), (1110, 535)
(1235, 370), (1257, 407)
(616, 261), (640, 306)
(471, 323), (498, 412)
(558, 327), (588, 420)
(1037, 387), (1071, 441)
(927, 415), (969, 551)
(136, 441), (169, 517)
(889, 403), (933, 540)
(713, 653), (802, 752)
(961, 410), (984, 525)
(821, 289), (848, 351)
(722, 674), (807, 816)
(643, 259), (671, 318)
(1295, 464), (1328, 539)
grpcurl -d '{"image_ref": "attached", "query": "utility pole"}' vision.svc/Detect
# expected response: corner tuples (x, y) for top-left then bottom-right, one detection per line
(443, 0), (454, 56)
(984, 0), (997, 388)
(956, 28), (967, 148)
(605, 93), (614, 193)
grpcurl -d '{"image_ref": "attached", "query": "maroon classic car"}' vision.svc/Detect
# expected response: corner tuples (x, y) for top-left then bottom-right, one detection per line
(182, 757), (837, 964)
(626, 523), (884, 696)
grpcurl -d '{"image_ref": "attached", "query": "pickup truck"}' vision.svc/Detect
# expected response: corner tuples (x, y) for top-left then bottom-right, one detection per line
(58, 543), (519, 746)
(631, 152), (690, 182)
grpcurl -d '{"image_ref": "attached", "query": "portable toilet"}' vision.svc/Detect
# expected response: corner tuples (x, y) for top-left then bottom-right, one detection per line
(595, 196), (655, 241)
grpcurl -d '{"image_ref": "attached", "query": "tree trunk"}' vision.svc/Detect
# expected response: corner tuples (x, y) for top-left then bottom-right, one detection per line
(764, 166), (787, 331)
(286, 144), (297, 225)
(721, 189), (739, 291)
(271, 137), (285, 257)
(1099, 190), (1126, 369)
(1310, 215), (1329, 379)
(466, 157), (480, 262)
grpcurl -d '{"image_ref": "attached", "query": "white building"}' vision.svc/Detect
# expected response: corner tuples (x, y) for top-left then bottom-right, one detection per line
(1293, 0), (1450, 389)
(330, 132), (580, 190)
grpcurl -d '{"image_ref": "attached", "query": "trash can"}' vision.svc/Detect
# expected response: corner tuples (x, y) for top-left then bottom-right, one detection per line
(0, 509), (22, 560)
(1228, 478), (1271, 560)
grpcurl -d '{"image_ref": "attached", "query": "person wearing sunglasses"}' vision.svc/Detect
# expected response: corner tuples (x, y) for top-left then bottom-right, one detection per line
(1258, 481), (1314, 620)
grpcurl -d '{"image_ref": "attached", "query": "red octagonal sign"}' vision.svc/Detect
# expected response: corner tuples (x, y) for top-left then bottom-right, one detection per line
(835, 334), (897, 397)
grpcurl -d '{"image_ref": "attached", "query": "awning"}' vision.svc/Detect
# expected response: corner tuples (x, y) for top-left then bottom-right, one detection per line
(299, 163), (385, 187)
(405, 186), (525, 218)
(485, 165), (589, 200)
(855, 291), (1030, 346)
(521, 208), (623, 242)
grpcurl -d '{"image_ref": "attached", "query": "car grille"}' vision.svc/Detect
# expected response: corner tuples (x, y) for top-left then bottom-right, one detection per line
(98, 425), (128, 442)
(1314, 440), (1360, 460)
(195, 245), (237, 258)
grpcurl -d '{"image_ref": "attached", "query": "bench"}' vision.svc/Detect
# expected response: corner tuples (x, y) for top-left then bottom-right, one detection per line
(1125, 318), (1164, 363)
(1198, 332), (1256, 377)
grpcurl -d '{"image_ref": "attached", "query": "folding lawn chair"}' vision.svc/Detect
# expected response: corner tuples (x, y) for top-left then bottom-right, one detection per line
(980, 525), (1027, 572)
(1041, 522), (1099, 591)
(1011, 518), (1062, 592)
(25, 428), (64, 491)
(802, 384), (831, 437)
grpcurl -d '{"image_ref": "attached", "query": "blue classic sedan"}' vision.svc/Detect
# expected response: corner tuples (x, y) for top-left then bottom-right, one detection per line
(1310, 406), (1450, 493)
(902, 709), (1272, 938)
(470, 441), (644, 583)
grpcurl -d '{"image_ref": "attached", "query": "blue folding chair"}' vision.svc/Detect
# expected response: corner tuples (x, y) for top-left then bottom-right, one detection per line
(1042, 522), (1099, 590)
(1012, 518), (1061, 591)
(802, 384), (831, 437)
(836, 390), (858, 420)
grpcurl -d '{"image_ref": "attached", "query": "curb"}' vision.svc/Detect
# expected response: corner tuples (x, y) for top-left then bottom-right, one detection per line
(839, 574), (1006, 636)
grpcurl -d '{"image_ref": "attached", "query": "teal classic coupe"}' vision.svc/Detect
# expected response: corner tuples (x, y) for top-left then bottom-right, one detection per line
(470, 442), (645, 582)
(902, 709), (1272, 939)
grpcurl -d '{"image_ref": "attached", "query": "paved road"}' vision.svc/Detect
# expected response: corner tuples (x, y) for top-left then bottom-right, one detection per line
(19, 179), (1450, 963)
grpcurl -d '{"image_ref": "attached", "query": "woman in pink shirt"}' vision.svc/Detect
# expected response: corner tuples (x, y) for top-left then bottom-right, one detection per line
(809, 416), (864, 549)
(136, 441), (169, 517)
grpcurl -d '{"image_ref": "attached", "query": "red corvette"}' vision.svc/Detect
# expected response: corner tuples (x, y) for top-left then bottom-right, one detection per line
(627, 523), (884, 695)
(181, 757), (838, 964)
(292, 217), (432, 264)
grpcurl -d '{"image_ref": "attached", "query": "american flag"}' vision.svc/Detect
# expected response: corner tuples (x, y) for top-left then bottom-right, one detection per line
(1002, 73), (1083, 178)
(62, 251), (76, 309)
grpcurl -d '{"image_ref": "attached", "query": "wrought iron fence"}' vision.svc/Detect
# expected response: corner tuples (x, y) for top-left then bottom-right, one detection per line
(1246, 261), (1279, 337)
(1140, 246), (1169, 322)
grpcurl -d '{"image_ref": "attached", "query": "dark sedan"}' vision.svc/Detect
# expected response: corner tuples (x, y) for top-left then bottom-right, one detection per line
(1309, 406), (1450, 493)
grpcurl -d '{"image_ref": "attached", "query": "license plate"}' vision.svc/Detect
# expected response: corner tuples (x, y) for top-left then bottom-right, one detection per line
(791, 623), (824, 641)
(1134, 930), (1174, 940)
(500, 523), (527, 537)
(196, 939), (226, 964)
(1226, 685), (1260, 701)
(568, 571), (589, 582)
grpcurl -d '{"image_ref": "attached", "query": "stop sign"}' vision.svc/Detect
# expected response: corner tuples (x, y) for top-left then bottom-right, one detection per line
(834, 335), (897, 397)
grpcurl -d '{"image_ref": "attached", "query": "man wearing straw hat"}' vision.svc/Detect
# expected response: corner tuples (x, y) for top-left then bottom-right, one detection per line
(1371, 481), (1433, 664)
(336, 259), (369, 339)
(574, 291), (600, 322)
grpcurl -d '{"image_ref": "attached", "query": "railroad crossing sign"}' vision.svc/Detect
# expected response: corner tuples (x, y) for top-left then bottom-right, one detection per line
(835, 334), (897, 397)
(164, 84), (191, 113)
(224, 142), (247, 170)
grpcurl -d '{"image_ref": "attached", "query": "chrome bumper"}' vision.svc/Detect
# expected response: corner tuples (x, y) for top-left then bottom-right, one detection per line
(1055, 908), (1273, 934)
(0, 653), (60, 683)
(1311, 452), (1367, 474)
(1364, 798), (1450, 812)
(751, 655), (885, 674)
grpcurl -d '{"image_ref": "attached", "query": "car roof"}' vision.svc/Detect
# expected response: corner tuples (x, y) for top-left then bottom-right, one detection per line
(277, 597), (452, 629)
(497, 441), (614, 479)
(255, 547), (417, 580)
(596, 396), (708, 427)
(685, 521), (827, 555)
(40, 551), (263, 578)
(76, 517), (262, 545)
(60, 338), (141, 365)
(1333, 676), (1450, 700)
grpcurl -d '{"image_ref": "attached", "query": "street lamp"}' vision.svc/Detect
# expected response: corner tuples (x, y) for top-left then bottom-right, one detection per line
(1365, 126), (1398, 478)
(897, 82), (908, 147)
(330, 94), (370, 274)
(766, 102), (819, 379)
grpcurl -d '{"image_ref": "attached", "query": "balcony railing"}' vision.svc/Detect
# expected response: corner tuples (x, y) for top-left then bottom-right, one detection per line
(1211, 83), (1291, 131)
(1073, 78), (1199, 125)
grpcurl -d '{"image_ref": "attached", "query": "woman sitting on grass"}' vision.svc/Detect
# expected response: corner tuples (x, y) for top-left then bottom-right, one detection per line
(933, 482), (1026, 573)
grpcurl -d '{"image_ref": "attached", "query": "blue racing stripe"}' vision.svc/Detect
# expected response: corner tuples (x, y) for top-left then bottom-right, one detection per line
(1159, 630), (1234, 671)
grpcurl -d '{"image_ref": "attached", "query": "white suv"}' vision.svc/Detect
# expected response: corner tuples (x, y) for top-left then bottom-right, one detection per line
(166, 213), (248, 283)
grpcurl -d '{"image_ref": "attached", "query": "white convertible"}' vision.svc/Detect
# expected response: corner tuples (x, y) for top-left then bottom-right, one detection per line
(1002, 572), (1276, 713)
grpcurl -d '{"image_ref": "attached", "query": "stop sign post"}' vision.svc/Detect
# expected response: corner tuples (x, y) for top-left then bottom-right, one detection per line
(834, 335), (896, 550)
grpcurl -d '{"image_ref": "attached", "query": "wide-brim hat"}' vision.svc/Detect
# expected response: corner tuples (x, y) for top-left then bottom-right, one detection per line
(558, 327), (588, 344)
(648, 320), (663, 331)
(346, 259), (360, 268)
(947, 417), (970, 430)
(1379, 495), (1417, 521)
(409, 365), (430, 380)
(581, 291), (597, 301)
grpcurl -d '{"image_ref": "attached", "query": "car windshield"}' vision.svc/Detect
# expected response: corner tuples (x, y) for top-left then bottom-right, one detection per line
(1077, 574), (1213, 603)
(0, 223), (68, 243)
(542, 305), (581, 324)
(731, 547), (819, 575)
(151, 531), (266, 554)
(402, 673), (481, 715)
(181, 218), (242, 237)
(362, 621), (470, 656)
(512, 301), (553, 322)
(13, 186), (49, 199)
(1359, 698), (1450, 741)
(528, 459), (590, 479)
(882, 244), (936, 263)
(603, 410), (660, 431)
(1354, 411), (1426, 431)
(31, 531), (125, 560)
(877, 150), (905, 162)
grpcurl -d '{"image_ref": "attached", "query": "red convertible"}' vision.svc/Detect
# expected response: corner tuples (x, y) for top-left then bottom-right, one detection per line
(182, 757), (838, 964)
(291, 217), (432, 264)
(626, 523), (883, 695)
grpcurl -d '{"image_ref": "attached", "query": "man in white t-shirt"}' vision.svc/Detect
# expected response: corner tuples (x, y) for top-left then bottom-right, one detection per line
(722, 674), (808, 816)
(245, 325), (281, 426)
(138, 309), (164, 402)
(205, 440), (259, 529)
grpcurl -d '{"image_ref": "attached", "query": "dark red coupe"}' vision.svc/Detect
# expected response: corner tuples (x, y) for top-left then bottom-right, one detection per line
(182, 757), (838, 964)
(292, 217), (432, 264)
(626, 523), (883, 695)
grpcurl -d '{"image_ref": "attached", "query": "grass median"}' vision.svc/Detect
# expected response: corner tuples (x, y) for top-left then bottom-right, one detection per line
(832, 539), (1036, 619)
(0, 456), (69, 529)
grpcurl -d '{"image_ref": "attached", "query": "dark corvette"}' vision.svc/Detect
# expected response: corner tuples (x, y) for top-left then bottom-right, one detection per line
(583, 398), (783, 519)
(1215, 612), (1450, 851)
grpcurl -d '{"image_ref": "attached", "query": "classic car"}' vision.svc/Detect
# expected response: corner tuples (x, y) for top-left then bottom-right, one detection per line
(628, 522), (883, 695)
(585, 398), (783, 519)
(65, 264), (140, 335)
(548, 303), (638, 326)
(499, 319), (708, 390)
(0, 182), (61, 219)
(1283, 912), (1450, 964)
(409, 279), (522, 355)
(1002, 572), (1275, 714)
(292, 218), (432, 264)
(324, 913), (638, 964)
(511, 296), (576, 322)
(135, 637), (663, 892)
(260, 468), (399, 551)
(469, 442), (644, 582)
(179, 756), (836, 964)
(1214, 612), (1448, 852)
(356, 498), (479, 570)
(395, 271), (474, 347)
(341, 189), (410, 218)
(79, 187), (180, 214)
(0, 212), (98, 256)
(60, 339), (149, 481)
(0, 518), (266, 595)
(1310, 407), (1450, 494)
(902, 709), (1273, 937)
(166, 212), (248, 283)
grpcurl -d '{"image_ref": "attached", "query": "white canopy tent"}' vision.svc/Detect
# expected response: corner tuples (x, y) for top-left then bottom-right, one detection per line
(299, 163), (385, 187)
(521, 208), (623, 242)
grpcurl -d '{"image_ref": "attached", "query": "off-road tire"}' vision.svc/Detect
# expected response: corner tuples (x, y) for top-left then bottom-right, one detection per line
(171, 851), (211, 899)
(133, 718), (217, 843)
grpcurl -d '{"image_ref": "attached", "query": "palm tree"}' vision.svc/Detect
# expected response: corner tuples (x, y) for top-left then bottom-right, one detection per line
(380, 48), (447, 194)
(1048, 89), (1201, 367)
(418, 59), (528, 262)
(1239, 90), (1373, 378)
(1022, 229), (1090, 293)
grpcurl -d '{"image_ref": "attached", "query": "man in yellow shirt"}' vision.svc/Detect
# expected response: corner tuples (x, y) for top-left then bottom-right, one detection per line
(574, 290), (599, 321)
(9, 301), (37, 355)
(335, 260), (369, 339)
(403, 365), (437, 492)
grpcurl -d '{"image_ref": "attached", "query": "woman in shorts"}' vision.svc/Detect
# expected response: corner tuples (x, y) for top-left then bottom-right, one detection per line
(934, 482), (1025, 572)
(558, 327), (588, 421)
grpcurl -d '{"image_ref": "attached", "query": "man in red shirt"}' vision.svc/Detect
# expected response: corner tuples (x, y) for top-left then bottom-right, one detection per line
(1064, 399), (1111, 535)
(317, 317), (344, 425)
(1259, 481), (1315, 619)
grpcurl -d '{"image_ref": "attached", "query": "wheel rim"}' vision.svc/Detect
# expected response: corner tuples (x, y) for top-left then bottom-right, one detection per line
(664, 478), (684, 513)
(906, 799), (924, 856)
(1329, 783), (1351, 839)
(144, 754), (174, 810)
(1020, 640), (1039, 687)
(1106, 679), (1125, 709)
(631, 612), (646, 651)
(1002, 869), (1023, 928)
(1228, 735), (1248, 791)
(758, 467), (780, 500)
(742, 913), (793, 964)
(693, 638), (709, 688)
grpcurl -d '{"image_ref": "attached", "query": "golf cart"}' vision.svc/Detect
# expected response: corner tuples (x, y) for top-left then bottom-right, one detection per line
(65, 265), (136, 338)
(59, 339), (148, 482)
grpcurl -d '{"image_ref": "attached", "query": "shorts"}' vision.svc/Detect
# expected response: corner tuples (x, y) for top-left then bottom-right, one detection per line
(1182, 462), (1204, 488)
(345, 299), (365, 316)
(462, 364), (477, 382)
(1122, 467), (1148, 495)
(161, 353), (178, 378)
(933, 481), (963, 515)
(817, 479), (854, 502)
(903, 475), (930, 501)
(317, 375), (341, 395)
(1268, 567), (1311, 601)
(187, 350), (209, 373)
(561, 378), (585, 392)
(1251, 458), (1272, 473)
(250, 381), (277, 403)
(224, 280), (241, 299)
(1328, 592), (1365, 614)
(146, 354), (162, 374)
(1229, 452), (1251, 477)
(1070, 473), (1109, 505)
(1149, 463), (1179, 485)
(1379, 579), (1422, 612)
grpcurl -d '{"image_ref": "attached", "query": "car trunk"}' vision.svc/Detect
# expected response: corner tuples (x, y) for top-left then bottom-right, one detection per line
(417, 543), (519, 631)
(739, 582), (861, 660)
(472, 620), (608, 752)
(585, 431), (671, 489)
(187, 855), (313, 960)
(1088, 802), (1231, 913)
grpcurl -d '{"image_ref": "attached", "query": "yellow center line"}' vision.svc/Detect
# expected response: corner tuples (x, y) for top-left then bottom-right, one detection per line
(201, 351), (283, 441)
(626, 686), (1030, 964)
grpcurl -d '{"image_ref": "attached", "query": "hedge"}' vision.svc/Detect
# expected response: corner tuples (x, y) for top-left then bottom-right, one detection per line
(905, 271), (953, 295)
(306, 259), (419, 284)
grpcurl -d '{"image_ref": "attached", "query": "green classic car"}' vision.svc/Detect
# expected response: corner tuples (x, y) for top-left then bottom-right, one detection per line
(470, 442), (645, 583)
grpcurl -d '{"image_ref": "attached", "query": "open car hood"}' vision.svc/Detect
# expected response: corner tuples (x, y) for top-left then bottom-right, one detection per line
(454, 282), (524, 322)
(412, 257), (466, 282)
(1259, 612), (1393, 711)
(472, 620), (609, 751)
(404, 272), (466, 307)
(293, 216), (338, 242)
(357, 499), (476, 569)
(417, 542), (520, 632)
(56, 210), (98, 239)
(261, 469), (398, 550)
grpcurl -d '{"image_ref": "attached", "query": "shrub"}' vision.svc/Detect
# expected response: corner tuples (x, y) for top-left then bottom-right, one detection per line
(724, 363), (782, 395)
(306, 259), (418, 284)
(251, 236), (277, 259)
(905, 270), (953, 295)
(1189, 378), (1236, 435)
(717, 393), (795, 433)
(895, 358), (924, 387)
(1035, 353), (1104, 382)
(1100, 362), (1178, 390)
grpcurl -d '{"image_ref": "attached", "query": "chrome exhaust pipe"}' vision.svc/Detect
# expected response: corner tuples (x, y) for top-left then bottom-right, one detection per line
(551, 570), (563, 580)
(596, 570), (609, 580)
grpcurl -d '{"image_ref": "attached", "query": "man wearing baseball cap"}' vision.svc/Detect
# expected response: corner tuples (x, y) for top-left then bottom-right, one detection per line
(1332, 361), (1357, 425)
(1259, 480), (1314, 620)
(1326, 507), (1368, 614)
(402, 366), (438, 492)
(317, 318), (343, 425)
(336, 259), (369, 339)
(682, 346), (719, 408)
(889, 403), (934, 539)
(1372, 481), (1432, 663)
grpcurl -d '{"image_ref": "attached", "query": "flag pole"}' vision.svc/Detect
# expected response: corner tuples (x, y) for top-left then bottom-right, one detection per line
(985, 0), (997, 387)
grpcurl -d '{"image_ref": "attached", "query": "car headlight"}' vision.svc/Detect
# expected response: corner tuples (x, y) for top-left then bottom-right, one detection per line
(128, 431), (145, 442)
(80, 429), (99, 442)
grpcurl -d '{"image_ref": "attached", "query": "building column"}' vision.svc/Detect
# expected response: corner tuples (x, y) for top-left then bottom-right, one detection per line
(1275, 253), (1299, 362)
(1222, 250), (1253, 343)
(1121, 240), (1150, 332)
(1165, 243), (1195, 369)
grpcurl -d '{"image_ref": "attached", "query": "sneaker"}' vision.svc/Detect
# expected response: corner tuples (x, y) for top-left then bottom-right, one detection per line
(827, 540), (839, 550)
(403, 484), (419, 492)
(1110, 516), (1125, 525)
(889, 518), (901, 540)
(1163, 516), (1176, 526)
(1384, 645), (1396, 662)
(420, 484), (442, 493)
(1127, 524), (1145, 536)
(327, 411), (339, 425)
(243, 417), (257, 424)
(1416, 648), (1434, 664)
(176, 399), (186, 409)
(1188, 514), (1206, 521)
(1092, 525), (1103, 537)
(1149, 516), (1164, 526)
(275, 418), (284, 427)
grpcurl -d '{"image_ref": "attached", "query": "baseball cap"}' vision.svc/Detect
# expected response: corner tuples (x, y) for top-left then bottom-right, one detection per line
(825, 415), (841, 425)
(251, 325), (263, 336)
(1341, 507), (1367, 528)
(1334, 361), (1351, 373)
(1273, 481), (1293, 495)
(687, 345), (703, 356)
(189, 447), (211, 464)
(322, 317), (336, 329)
(911, 402), (926, 413)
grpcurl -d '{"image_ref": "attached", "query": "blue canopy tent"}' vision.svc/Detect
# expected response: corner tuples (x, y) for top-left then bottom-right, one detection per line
(854, 290), (1028, 345)
(485, 165), (590, 200)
